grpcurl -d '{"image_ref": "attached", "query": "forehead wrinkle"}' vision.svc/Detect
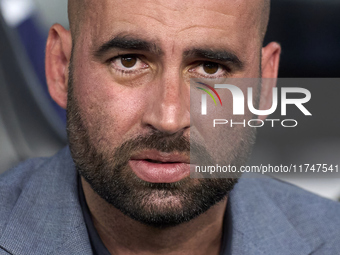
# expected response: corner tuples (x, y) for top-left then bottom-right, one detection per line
(128, 12), (169, 27)
(177, 25), (234, 34)
(195, 6), (237, 18)
(70, 0), (270, 53)
(152, 0), (189, 13)
(129, 6), (238, 35)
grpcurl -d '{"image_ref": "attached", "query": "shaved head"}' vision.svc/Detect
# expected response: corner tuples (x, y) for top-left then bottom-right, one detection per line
(68, 0), (271, 45)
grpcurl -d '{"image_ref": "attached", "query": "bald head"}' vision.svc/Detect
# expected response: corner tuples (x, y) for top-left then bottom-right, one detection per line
(68, 0), (270, 45)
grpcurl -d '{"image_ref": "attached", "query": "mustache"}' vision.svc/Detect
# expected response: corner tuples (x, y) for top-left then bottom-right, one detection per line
(120, 131), (190, 153)
(110, 130), (214, 168)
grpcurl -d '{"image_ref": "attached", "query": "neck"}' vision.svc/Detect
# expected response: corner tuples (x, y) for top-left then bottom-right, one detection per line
(81, 178), (227, 255)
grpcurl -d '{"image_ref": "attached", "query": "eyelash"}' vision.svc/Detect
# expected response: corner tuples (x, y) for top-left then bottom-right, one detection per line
(108, 54), (148, 75)
(189, 62), (231, 79)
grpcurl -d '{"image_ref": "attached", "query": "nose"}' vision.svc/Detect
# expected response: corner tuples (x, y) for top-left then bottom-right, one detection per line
(142, 69), (190, 134)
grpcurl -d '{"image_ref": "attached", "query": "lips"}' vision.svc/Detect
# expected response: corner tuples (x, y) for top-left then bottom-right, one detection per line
(129, 150), (191, 183)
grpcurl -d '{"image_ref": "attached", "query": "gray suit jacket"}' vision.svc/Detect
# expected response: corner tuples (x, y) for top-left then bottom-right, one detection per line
(0, 147), (339, 255)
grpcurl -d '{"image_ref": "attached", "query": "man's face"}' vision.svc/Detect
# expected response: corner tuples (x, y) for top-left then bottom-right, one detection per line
(67, 0), (263, 227)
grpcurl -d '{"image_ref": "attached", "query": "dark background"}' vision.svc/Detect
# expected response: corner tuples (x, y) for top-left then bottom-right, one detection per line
(252, 0), (340, 200)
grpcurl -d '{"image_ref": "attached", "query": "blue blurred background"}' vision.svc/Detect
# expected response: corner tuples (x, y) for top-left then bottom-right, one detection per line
(0, 0), (339, 200)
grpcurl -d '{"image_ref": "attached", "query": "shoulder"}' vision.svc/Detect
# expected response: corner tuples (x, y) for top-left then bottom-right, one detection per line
(252, 177), (340, 218)
(0, 156), (46, 193)
(0, 157), (45, 229)
(0, 147), (91, 254)
(233, 177), (340, 253)
(0, 147), (75, 233)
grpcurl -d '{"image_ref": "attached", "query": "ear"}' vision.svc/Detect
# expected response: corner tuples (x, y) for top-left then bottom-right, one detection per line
(45, 24), (72, 109)
(258, 42), (281, 120)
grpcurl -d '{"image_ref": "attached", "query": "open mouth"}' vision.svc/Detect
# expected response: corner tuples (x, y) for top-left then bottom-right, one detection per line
(130, 150), (190, 164)
(144, 159), (179, 164)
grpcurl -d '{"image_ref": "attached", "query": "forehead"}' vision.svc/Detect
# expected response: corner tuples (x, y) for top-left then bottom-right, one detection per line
(77, 0), (262, 55)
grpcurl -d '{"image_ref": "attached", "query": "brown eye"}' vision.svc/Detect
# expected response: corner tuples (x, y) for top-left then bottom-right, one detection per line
(121, 56), (137, 68)
(203, 62), (219, 74)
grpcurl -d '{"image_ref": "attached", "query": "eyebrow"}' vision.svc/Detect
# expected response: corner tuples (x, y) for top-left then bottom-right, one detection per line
(94, 36), (163, 57)
(184, 48), (244, 70)
(94, 36), (244, 70)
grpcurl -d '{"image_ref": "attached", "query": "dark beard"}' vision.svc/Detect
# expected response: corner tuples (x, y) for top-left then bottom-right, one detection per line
(66, 61), (255, 228)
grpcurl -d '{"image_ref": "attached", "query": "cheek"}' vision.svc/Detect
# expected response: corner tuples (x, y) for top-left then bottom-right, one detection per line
(191, 81), (255, 163)
(72, 61), (149, 146)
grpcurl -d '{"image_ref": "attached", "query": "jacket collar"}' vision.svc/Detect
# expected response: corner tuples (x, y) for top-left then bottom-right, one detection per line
(0, 147), (92, 255)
